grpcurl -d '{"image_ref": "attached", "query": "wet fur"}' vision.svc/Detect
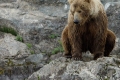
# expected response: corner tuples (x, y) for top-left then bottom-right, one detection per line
(61, 0), (116, 60)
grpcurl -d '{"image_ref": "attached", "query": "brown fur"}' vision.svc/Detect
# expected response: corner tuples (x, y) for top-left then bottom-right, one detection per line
(61, 0), (116, 60)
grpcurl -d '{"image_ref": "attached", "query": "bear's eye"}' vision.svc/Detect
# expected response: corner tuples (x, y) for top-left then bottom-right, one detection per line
(78, 11), (82, 13)
(73, 4), (76, 8)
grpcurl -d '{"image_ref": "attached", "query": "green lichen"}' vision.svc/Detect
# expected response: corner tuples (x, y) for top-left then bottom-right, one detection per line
(49, 34), (58, 39)
(37, 75), (40, 80)
(15, 35), (24, 42)
(0, 25), (17, 36)
(51, 46), (63, 55)
(51, 40), (64, 55)
(26, 43), (35, 54)
(0, 68), (4, 75)
(26, 43), (32, 49)
(30, 50), (35, 54)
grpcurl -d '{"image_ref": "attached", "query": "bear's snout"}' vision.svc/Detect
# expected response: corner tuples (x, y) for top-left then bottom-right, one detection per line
(74, 19), (79, 24)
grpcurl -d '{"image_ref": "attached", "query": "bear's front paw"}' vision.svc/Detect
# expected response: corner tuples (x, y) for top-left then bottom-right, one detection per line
(72, 53), (82, 61)
(64, 53), (72, 58)
(73, 57), (82, 60)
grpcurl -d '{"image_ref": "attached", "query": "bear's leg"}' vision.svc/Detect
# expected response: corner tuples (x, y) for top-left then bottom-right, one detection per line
(93, 52), (104, 60)
(92, 37), (106, 60)
(71, 37), (82, 60)
(61, 26), (72, 58)
(104, 30), (116, 56)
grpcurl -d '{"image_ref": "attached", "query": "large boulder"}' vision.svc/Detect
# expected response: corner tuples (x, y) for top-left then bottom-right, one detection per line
(0, 33), (45, 80)
(0, 33), (30, 80)
(28, 57), (120, 80)
(0, 34), (30, 58)
(0, 33), (30, 59)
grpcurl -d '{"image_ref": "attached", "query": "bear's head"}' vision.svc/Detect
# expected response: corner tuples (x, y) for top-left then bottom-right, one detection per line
(68, 0), (103, 25)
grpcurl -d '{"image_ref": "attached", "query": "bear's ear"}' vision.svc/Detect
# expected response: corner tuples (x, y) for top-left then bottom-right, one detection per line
(68, 0), (74, 4)
(85, 0), (91, 3)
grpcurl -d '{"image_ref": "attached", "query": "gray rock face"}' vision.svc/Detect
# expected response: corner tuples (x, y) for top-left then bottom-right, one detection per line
(0, 0), (120, 80)
(0, 33), (46, 80)
(0, 33), (30, 59)
(0, 0), (16, 3)
(0, 33), (31, 80)
(21, 0), (67, 4)
(28, 57), (120, 80)
(0, 0), (67, 55)
(0, 1), (66, 79)
(25, 54), (44, 63)
(101, 0), (120, 5)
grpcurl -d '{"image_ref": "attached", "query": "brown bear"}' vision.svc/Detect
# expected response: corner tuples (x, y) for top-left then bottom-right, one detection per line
(61, 0), (116, 60)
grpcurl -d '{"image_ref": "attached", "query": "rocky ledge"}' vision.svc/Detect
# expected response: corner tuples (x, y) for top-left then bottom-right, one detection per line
(0, 0), (120, 80)
(28, 57), (120, 80)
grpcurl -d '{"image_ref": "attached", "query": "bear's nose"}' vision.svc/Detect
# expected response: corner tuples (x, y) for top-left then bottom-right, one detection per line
(74, 20), (79, 24)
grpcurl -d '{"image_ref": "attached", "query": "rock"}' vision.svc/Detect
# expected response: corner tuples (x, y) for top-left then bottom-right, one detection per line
(101, 0), (120, 5)
(25, 54), (44, 64)
(21, 0), (67, 4)
(0, 33), (30, 59)
(105, 2), (120, 11)
(0, 0), (16, 3)
(0, 33), (35, 80)
(0, 3), (15, 8)
(28, 57), (120, 80)
(50, 53), (63, 61)
(0, 1), (67, 55)
(0, 18), (18, 33)
(0, 75), (10, 80)
(0, 47), (10, 59)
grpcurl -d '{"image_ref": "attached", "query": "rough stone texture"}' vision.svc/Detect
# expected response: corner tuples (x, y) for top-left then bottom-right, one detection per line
(0, 0), (67, 55)
(0, 33), (46, 80)
(0, 1), (66, 80)
(28, 57), (120, 80)
(25, 54), (44, 63)
(0, 0), (16, 3)
(101, 0), (120, 5)
(0, 0), (120, 5)
(0, 33), (30, 59)
(0, 0), (120, 80)
(21, 0), (67, 4)
(0, 33), (31, 80)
